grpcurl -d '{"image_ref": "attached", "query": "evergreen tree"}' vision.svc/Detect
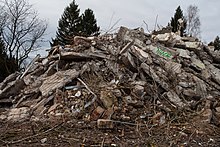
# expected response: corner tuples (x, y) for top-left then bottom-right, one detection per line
(214, 36), (220, 51)
(51, 1), (100, 46)
(0, 34), (8, 82)
(0, 35), (5, 55)
(170, 6), (187, 36)
(79, 8), (100, 37)
(0, 32), (18, 82)
(55, 0), (81, 45)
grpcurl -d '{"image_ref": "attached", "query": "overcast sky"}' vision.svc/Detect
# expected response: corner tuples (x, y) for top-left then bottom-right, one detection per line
(29, 0), (220, 48)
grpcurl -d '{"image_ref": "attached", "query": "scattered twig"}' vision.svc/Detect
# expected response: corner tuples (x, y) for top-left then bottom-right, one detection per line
(96, 120), (157, 127)
(60, 135), (80, 142)
(77, 78), (97, 108)
(188, 129), (196, 144)
(101, 138), (105, 147)
(1, 122), (63, 145)
(77, 78), (95, 95)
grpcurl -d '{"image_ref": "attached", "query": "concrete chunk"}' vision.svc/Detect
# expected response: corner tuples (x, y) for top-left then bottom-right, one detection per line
(7, 107), (30, 122)
(97, 119), (114, 129)
(39, 69), (79, 96)
(167, 90), (185, 107)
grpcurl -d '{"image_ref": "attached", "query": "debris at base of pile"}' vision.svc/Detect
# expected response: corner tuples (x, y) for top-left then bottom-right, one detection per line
(1, 26), (220, 130)
(97, 119), (114, 129)
(5, 107), (30, 122)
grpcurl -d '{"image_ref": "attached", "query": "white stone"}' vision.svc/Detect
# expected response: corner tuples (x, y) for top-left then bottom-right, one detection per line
(75, 91), (81, 97)
(154, 33), (171, 42)
(133, 85), (145, 97)
(42, 58), (49, 65)
(178, 82), (190, 88)
(41, 138), (47, 144)
(125, 96), (137, 104)
(185, 41), (201, 49)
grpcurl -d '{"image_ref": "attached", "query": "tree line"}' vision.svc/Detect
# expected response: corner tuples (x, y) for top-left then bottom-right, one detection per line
(0, 0), (220, 82)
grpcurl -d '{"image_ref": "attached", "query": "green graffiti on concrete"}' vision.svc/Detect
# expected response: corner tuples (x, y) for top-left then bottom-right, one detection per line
(156, 47), (172, 58)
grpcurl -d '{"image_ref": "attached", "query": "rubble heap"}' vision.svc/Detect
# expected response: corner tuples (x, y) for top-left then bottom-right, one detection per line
(0, 26), (220, 128)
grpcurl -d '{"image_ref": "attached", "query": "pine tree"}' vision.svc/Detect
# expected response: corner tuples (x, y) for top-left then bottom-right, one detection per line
(170, 6), (187, 36)
(0, 34), (8, 82)
(0, 36), (5, 56)
(79, 8), (100, 37)
(214, 36), (220, 51)
(51, 1), (100, 46)
(55, 0), (81, 45)
(0, 32), (18, 82)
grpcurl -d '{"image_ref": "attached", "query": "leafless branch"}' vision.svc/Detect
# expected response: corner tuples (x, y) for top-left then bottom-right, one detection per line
(105, 18), (121, 34)
(1, 122), (63, 145)
(185, 5), (201, 38)
(0, 0), (47, 70)
(154, 14), (158, 31)
(143, 20), (151, 33)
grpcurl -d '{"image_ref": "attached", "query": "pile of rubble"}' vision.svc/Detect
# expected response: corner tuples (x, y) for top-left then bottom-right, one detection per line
(1, 26), (220, 128)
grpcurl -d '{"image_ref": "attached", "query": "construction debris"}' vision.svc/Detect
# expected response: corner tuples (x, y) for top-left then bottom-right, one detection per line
(0, 26), (220, 131)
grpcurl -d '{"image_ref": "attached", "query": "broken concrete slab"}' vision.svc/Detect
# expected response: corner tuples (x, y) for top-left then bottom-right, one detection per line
(185, 41), (201, 49)
(205, 62), (220, 85)
(176, 48), (191, 59)
(0, 72), (20, 90)
(116, 26), (149, 47)
(0, 79), (25, 99)
(131, 46), (153, 64)
(7, 107), (30, 122)
(191, 57), (206, 70)
(39, 69), (79, 96)
(152, 33), (171, 42)
(166, 90), (185, 108)
(141, 63), (169, 91)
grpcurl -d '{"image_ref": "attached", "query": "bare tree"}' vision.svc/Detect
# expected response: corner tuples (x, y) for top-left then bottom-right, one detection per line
(185, 5), (201, 38)
(0, 0), (47, 70)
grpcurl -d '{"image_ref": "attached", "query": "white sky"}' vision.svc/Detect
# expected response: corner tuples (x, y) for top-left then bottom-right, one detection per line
(29, 0), (220, 48)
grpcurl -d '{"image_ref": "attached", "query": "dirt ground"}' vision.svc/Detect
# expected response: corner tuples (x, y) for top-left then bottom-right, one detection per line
(0, 114), (220, 147)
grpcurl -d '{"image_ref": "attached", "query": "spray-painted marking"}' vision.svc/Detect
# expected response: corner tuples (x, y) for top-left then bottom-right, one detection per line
(156, 47), (172, 58)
